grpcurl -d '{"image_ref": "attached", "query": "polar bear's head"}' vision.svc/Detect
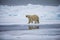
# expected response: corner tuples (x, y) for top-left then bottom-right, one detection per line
(26, 15), (31, 18)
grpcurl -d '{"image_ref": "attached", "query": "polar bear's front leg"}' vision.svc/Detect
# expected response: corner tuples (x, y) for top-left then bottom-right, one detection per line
(28, 19), (33, 24)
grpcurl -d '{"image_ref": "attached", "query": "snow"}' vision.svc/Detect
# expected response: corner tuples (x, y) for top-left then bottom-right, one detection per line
(0, 20), (60, 25)
(0, 4), (60, 25)
(0, 29), (60, 40)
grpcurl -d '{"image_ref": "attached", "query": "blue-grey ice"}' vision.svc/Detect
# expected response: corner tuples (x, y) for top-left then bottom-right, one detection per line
(0, 29), (60, 40)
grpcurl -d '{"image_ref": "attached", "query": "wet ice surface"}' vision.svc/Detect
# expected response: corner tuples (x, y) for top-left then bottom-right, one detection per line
(0, 29), (60, 40)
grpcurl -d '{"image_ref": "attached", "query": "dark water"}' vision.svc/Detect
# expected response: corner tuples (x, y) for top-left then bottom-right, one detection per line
(0, 24), (60, 31)
(0, 24), (60, 40)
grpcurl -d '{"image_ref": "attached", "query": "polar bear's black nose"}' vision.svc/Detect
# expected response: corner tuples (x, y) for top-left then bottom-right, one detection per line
(26, 16), (28, 17)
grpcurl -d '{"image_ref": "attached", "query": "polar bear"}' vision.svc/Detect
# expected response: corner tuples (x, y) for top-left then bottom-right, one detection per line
(26, 15), (39, 24)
